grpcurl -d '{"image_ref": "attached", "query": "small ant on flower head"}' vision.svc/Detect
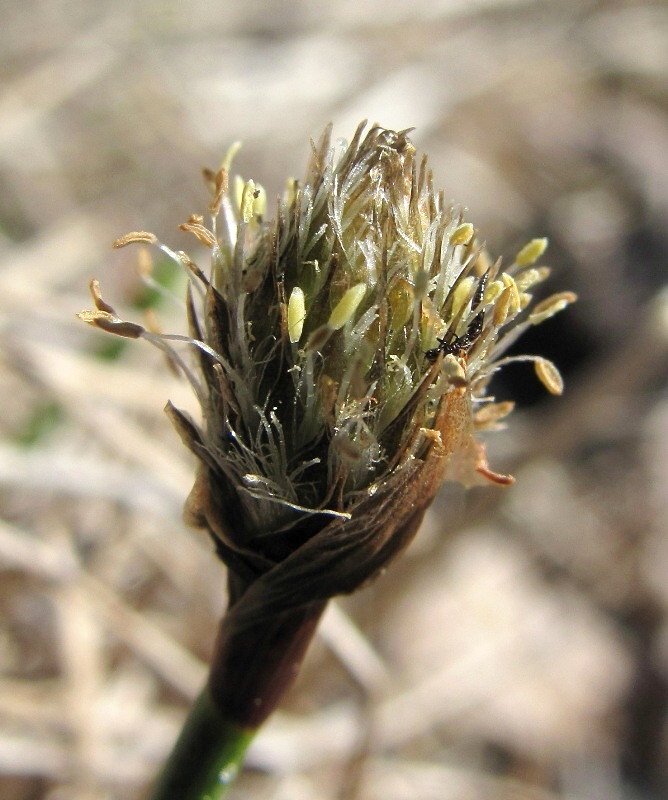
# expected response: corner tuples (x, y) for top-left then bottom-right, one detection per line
(425, 269), (488, 363)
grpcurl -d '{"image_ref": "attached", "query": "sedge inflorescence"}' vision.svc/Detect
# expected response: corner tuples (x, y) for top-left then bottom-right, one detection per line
(79, 122), (574, 597)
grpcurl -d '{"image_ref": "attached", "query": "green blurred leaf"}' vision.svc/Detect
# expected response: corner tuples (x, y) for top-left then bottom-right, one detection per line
(94, 337), (128, 361)
(131, 257), (179, 310)
(17, 400), (63, 447)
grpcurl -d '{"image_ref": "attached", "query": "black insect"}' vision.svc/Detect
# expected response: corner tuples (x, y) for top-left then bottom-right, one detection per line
(425, 269), (489, 363)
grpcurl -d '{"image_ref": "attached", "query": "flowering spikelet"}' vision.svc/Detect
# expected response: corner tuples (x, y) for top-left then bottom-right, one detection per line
(79, 122), (575, 726)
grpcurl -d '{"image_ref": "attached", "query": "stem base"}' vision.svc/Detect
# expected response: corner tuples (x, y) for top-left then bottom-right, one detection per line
(148, 687), (255, 800)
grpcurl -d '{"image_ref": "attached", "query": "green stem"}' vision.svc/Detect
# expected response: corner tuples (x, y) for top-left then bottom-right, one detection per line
(148, 686), (256, 800)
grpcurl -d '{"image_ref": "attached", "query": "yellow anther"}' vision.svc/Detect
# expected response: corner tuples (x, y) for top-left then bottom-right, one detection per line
(529, 291), (578, 325)
(501, 273), (521, 318)
(451, 276), (476, 317)
(519, 292), (533, 310)
(534, 357), (564, 395)
(515, 267), (549, 292)
(328, 284), (367, 330)
(493, 286), (513, 327)
(113, 231), (158, 248)
(442, 353), (467, 384)
(473, 401), (515, 428)
(483, 280), (505, 305)
(240, 180), (257, 223)
(252, 184), (267, 219)
(450, 222), (474, 246)
(515, 237), (548, 266)
(287, 287), (306, 343)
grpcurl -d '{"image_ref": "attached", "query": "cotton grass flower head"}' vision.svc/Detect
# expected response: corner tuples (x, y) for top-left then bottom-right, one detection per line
(79, 122), (575, 730)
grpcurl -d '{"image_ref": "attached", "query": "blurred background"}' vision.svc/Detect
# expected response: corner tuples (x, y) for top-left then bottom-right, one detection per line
(1, 0), (667, 798)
